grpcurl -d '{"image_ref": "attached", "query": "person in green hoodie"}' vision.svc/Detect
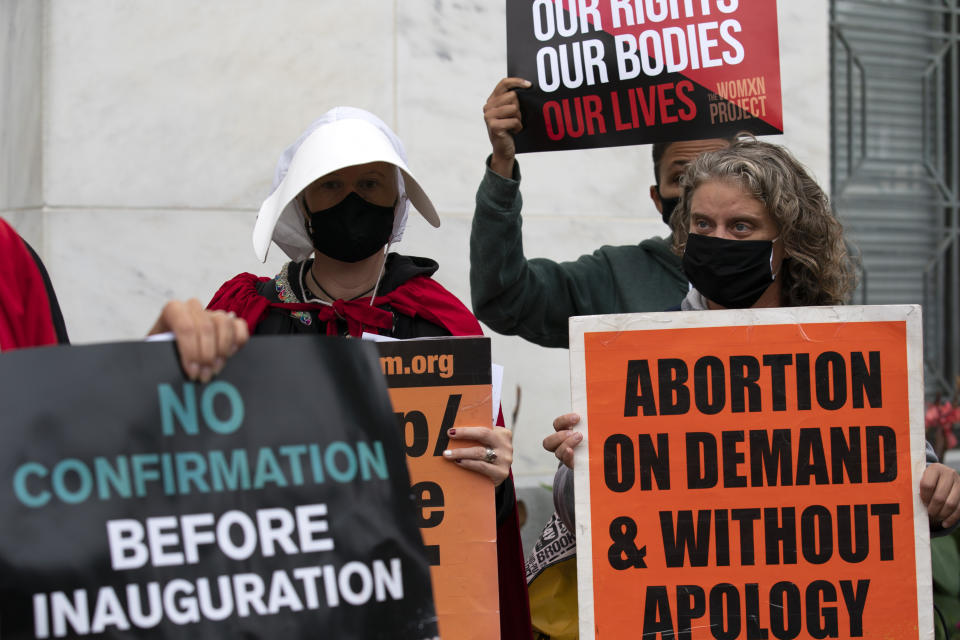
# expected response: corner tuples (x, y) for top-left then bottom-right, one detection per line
(470, 77), (731, 348)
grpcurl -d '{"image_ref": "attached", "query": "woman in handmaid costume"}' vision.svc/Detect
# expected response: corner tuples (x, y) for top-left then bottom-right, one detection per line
(208, 106), (532, 638)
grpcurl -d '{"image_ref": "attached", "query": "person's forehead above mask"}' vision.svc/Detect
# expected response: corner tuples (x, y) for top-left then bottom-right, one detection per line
(655, 138), (731, 192)
(300, 161), (399, 213)
(687, 178), (781, 248)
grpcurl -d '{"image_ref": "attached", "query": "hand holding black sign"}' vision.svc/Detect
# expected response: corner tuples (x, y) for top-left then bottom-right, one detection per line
(484, 77), (532, 178)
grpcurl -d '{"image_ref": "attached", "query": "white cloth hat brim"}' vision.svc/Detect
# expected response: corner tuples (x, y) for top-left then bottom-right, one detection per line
(253, 118), (439, 262)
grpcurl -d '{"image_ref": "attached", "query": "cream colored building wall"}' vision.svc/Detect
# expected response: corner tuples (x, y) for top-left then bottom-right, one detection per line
(1, 0), (830, 488)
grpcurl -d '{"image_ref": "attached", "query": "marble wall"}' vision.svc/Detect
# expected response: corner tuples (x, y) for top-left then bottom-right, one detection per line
(0, 0), (43, 248)
(2, 1), (830, 495)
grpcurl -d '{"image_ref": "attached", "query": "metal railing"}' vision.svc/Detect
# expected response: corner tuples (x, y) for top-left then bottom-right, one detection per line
(831, 0), (959, 397)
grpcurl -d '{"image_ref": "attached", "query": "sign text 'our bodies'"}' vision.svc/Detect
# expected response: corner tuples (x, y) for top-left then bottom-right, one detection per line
(532, 0), (747, 141)
(532, 0), (744, 93)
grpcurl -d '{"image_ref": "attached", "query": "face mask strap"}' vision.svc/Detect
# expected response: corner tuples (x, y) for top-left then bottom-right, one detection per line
(367, 242), (390, 306)
(296, 196), (313, 236)
(368, 192), (403, 304)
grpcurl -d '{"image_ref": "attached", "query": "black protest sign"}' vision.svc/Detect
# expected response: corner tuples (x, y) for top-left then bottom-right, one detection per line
(506, 0), (783, 153)
(0, 336), (437, 639)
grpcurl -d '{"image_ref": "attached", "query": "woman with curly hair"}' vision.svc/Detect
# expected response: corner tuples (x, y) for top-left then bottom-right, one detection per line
(536, 139), (960, 639)
(550, 138), (957, 515)
(548, 138), (863, 474)
(669, 136), (857, 310)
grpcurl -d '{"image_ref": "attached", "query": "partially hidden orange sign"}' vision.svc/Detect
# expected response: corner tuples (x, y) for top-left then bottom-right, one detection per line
(569, 306), (931, 639)
(376, 337), (500, 640)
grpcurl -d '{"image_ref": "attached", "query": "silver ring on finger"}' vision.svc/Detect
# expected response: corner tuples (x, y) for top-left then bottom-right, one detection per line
(484, 447), (497, 464)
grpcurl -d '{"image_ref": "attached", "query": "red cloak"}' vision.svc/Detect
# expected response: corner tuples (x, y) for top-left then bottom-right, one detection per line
(209, 270), (533, 638)
(0, 219), (59, 351)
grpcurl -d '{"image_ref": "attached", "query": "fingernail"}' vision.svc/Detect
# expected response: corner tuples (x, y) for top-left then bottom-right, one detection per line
(573, 432), (582, 441)
(214, 357), (225, 372)
(187, 362), (200, 380)
(443, 450), (452, 458)
(199, 367), (213, 383)
(448, 428), (456, 436)
(523, 80), (532, 87)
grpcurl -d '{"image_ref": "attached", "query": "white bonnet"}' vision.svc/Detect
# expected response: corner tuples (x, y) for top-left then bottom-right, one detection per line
(252, 107), (439, 262)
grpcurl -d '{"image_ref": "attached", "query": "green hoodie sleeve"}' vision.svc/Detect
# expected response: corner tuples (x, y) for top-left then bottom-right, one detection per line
(470, 159), (688, 348)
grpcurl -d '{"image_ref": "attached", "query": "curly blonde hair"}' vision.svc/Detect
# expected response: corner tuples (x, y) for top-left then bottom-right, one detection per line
(670, 138), (857, 306)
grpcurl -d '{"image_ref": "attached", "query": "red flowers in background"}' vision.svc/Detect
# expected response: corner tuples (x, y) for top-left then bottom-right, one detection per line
(926, 377), (960, 458)
(928, 400), (960, 449)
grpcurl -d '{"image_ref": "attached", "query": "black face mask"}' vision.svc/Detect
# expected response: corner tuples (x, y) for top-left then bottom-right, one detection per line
(657, 187), (680, 226)
(682, 233), (778, 309)
(304, 192), (395, 263)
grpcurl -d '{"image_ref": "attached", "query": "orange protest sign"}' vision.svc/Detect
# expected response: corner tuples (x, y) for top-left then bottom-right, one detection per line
(570, 306), (930, 640)
(376, 337), (500, 640)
